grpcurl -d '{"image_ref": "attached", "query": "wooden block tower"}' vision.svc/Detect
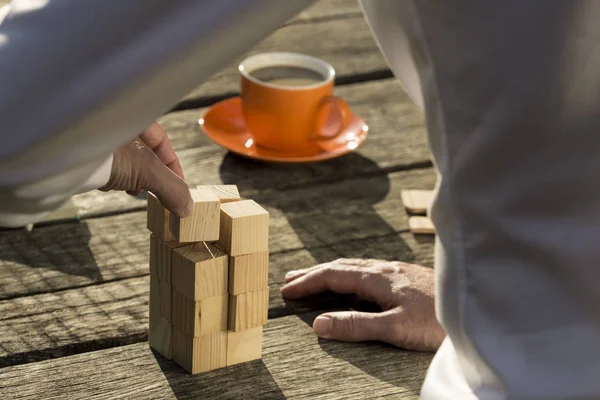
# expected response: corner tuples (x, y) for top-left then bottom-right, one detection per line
(147, 185), (270, 374)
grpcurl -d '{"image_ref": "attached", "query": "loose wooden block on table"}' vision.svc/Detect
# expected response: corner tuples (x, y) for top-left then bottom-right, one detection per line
(201, 185), (241, 203)
(170, 187), (220, 242)
(216, 200), (269, 256)
(172, 329), (227, 374)
(401, 189), (434, 215)
(228, 288), (269, 332)
(172, 242), (229, 300)
(409, 216), (436, 235)
(147, 192), (176, 241)
(171, 290), (228, 336)
(226, 326), (263, 366)
(228, 251), (269, 295)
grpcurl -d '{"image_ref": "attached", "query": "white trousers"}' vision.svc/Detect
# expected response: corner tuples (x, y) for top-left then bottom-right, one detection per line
(361, 1), (600, 398)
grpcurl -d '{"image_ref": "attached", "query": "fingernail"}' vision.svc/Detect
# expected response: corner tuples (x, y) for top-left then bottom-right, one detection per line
(313, 315), (332, 339)
(183, 197), (194, 217)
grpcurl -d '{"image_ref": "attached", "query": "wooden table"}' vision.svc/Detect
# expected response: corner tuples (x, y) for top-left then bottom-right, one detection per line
(0, 1), (437, 398)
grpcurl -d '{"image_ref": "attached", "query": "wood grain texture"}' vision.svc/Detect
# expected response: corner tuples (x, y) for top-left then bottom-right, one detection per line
(293, 0), (363, 23)
(149, 237), (188, 285)
(228, 288), (269, 332)
(170, 187), (220, 242)
(70, 78), (429, 219)
(229, 252), (269, 295)
(149, 309), (172, 360)
(181, 14), (387, 103)
(171, 329), (227, 375)
(203, 185), (241, 203)
(147, 193), (176, 241)
(217, 200), (270, 256)
(0, 312), (432, 399)
(171, 291), (228, 336)
(171, 243), (229, 301)
(400, 190), (434, 215)
(150, 273), (171, 322)
(226, 326), (263, 367)
(0, 167), (435, 300)
(409, 216), (436, 235)
(0, 232), (434, 367)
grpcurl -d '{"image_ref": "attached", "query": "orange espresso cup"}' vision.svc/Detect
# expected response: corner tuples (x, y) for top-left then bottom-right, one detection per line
(239, 52), (351, 153)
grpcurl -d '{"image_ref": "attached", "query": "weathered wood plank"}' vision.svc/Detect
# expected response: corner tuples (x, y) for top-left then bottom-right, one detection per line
(0, 167), (435, 299)
(70, 78), (429, 218)
(0, 312), (432, 400)
(182, 13), (387, 104)
(294, 0), (362, 23)
(0, 231), (434, 366)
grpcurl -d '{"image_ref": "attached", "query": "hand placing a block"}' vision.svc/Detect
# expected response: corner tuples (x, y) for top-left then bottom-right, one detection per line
(100, 122), (193, 218)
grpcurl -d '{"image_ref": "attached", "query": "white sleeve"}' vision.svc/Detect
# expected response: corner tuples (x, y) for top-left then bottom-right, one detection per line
(0, 0), (314, 227)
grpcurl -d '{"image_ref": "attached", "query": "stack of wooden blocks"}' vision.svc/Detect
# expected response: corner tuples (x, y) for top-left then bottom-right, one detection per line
(146, 185), (270, 374)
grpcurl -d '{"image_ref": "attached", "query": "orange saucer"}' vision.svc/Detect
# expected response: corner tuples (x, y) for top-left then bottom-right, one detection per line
(199, 97), (368, 163)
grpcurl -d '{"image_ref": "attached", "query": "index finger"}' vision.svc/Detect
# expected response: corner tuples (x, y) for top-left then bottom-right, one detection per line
(139, 122), (185, 179)
(281, 265), (369, 301)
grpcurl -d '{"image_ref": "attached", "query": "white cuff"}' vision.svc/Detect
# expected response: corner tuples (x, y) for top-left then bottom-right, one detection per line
(75, 154), (113, 194)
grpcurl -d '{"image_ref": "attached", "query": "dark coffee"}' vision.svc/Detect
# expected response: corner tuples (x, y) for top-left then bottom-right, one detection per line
(250, 65), (325, 87)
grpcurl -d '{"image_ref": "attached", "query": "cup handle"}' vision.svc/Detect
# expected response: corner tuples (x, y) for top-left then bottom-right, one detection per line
(312, 96), (352, 144)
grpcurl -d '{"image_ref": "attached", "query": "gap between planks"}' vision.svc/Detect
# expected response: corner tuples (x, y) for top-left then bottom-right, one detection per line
(0, 232), (434, 367)
(0, 311), (432, 400)
(171, 69), (394, 112)
(0, 229), (412, 302)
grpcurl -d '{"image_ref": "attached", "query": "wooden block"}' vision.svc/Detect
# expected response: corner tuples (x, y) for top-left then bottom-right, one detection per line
(149, 298), (172, 359)
(216, 200), (269, 256)
(226, 326), (263, 366)
(149, 237), (187, 284)
(147, 192), (176, 241)
(200, 185), (241, 203)
(409, 216), (436, 235)
(171, 329), (227, 374)
(400, 189), (434, 214)
(228, 288), (269, 332)
(150, 273), (172, 321)
(169, 187), (220, 243)
(171, 290), (228, 336)
(171, 242), (228, 300)
(228, 252), (269, 295)
(149, 234), (159, 274)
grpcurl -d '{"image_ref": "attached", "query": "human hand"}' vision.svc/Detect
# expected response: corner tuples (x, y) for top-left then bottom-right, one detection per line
(99, 122), (193, 217)
(280, 258), (445, 352)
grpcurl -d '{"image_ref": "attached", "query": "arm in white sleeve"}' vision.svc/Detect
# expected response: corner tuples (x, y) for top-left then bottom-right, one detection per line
(0, 0), (314, 227)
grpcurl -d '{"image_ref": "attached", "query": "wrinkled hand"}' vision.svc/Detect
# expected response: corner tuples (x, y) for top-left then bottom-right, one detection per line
(280, 258), (445, 352)
(100, 122), (192, 217)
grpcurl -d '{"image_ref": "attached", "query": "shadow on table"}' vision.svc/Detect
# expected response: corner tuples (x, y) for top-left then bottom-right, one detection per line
(295, 313), (428, 397)
(0, 221), (102, 296)
(156, 352), (286, 399)
(220, 150), (417, 316)
(219, 151), (413, 264)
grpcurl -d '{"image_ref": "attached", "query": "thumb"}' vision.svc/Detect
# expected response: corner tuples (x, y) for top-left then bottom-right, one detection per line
(147, 164), (193, 218)
(312, 310), (395, 343)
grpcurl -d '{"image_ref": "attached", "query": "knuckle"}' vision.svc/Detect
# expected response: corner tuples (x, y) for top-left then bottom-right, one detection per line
(338, 314), (361, 336)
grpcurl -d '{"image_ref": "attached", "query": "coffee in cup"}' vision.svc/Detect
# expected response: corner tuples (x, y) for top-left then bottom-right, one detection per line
(238, 52), (351, 153)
